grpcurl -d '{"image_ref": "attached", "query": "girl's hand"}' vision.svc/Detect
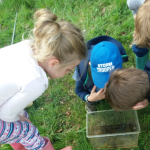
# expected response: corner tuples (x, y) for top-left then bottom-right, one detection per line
(88, 85), (105, 102)
(19, 115), (32, 123)
(60, 146), (73, 150)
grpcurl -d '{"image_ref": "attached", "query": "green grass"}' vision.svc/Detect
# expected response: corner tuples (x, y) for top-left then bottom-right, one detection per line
(0, 0), (149, 149)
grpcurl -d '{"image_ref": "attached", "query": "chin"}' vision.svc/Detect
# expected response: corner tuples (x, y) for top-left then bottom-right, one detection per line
(47, 74), (56, 79)
(50, 76), (60, 79)
(48, 74), (64, 79)
(50, 76), (56, 79)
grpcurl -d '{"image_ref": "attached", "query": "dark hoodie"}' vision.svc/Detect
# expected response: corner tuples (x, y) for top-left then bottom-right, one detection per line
(74, 36), (128, 102)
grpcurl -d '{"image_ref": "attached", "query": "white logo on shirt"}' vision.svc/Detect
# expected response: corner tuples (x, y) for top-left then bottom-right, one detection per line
(97, 62), (115, 72)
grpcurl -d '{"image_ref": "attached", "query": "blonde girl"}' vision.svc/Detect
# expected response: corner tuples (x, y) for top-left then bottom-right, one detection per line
(0, 9), (86, 150)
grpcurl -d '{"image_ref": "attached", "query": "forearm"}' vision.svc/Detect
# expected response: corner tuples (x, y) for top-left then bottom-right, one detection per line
(0, 81), (45, 122)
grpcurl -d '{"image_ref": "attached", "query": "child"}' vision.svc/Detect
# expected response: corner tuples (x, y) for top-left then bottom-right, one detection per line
(105, 60), (150, 111)
(105, 1), (150, 111)
(0, 9), (86, 150)
(74, 36), (128, 112)
(127, 0), (149, 70)
(133, 0), (150, 49)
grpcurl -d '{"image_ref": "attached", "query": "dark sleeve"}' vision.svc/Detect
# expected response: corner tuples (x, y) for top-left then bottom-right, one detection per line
(132, 44), (149, 57)
(75, 79), (90, 102)
(144, 60), (150, 102)
(74, 60), (90, 101)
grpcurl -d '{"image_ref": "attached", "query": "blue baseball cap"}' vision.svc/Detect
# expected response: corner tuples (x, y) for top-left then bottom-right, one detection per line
(90, 41), (122, 88)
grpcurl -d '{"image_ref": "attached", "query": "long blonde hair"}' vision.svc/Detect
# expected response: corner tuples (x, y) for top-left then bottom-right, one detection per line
(133, 0), (150, 49)
(30, 9), (86, 66)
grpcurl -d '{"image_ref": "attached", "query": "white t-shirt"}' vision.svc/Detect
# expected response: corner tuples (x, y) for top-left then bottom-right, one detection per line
(0, 40), (48, 122)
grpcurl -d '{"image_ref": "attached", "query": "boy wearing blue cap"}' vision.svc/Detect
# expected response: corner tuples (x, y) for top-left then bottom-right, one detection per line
(74, 36), (128, 112)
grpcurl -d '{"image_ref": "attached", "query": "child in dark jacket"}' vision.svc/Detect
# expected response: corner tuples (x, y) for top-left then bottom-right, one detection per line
(73, 36), (128, 112)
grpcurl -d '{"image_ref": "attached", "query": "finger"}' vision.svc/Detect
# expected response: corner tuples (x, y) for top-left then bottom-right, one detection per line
(25, 118), (32, 123)
(98, 90), (105, 99)
(104, 87), (106, 92)
(102, 95), (105, 99)
(98, 88), (104, 94)
(24, 117), (31, 123)
(91, 85), (96, 93)
(100, 93), (105, 99)
(101, 89), (105, 94)
(19, 116), (31, 123)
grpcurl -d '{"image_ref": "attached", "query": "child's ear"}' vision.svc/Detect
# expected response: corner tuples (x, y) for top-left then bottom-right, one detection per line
(89, 61), (91, 66)
(48, 58), (59, 67)
(133, 99), (149, 110)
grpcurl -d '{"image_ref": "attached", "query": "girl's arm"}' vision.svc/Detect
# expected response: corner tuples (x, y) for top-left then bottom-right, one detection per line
(0, 79), (46, 122)
(0, 81), (18, 106)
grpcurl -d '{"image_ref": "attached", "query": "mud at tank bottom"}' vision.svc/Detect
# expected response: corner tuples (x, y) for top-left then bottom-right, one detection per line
(89, 124), (138, 149)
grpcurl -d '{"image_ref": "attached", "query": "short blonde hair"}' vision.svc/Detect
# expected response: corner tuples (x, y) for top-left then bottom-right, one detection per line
(105, 68), (149, 111)
(133, 0), (150, 49)
(30, 9), (86, 65)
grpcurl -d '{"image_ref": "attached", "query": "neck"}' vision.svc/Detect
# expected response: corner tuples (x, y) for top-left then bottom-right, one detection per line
(38, 61), (47, 72)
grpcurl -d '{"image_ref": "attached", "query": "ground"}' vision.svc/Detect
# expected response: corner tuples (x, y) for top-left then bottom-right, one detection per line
(0, 0), (150, 150)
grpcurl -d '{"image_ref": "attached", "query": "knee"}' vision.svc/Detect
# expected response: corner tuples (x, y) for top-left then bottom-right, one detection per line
(127, 0), (145, 10)
(20, 122), (39, 138)
(127, 0), (144, 16)
(127, 0), (135, 9)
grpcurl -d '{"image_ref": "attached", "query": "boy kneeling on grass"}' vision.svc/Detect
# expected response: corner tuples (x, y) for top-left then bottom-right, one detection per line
(74, 36), (128, 112)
